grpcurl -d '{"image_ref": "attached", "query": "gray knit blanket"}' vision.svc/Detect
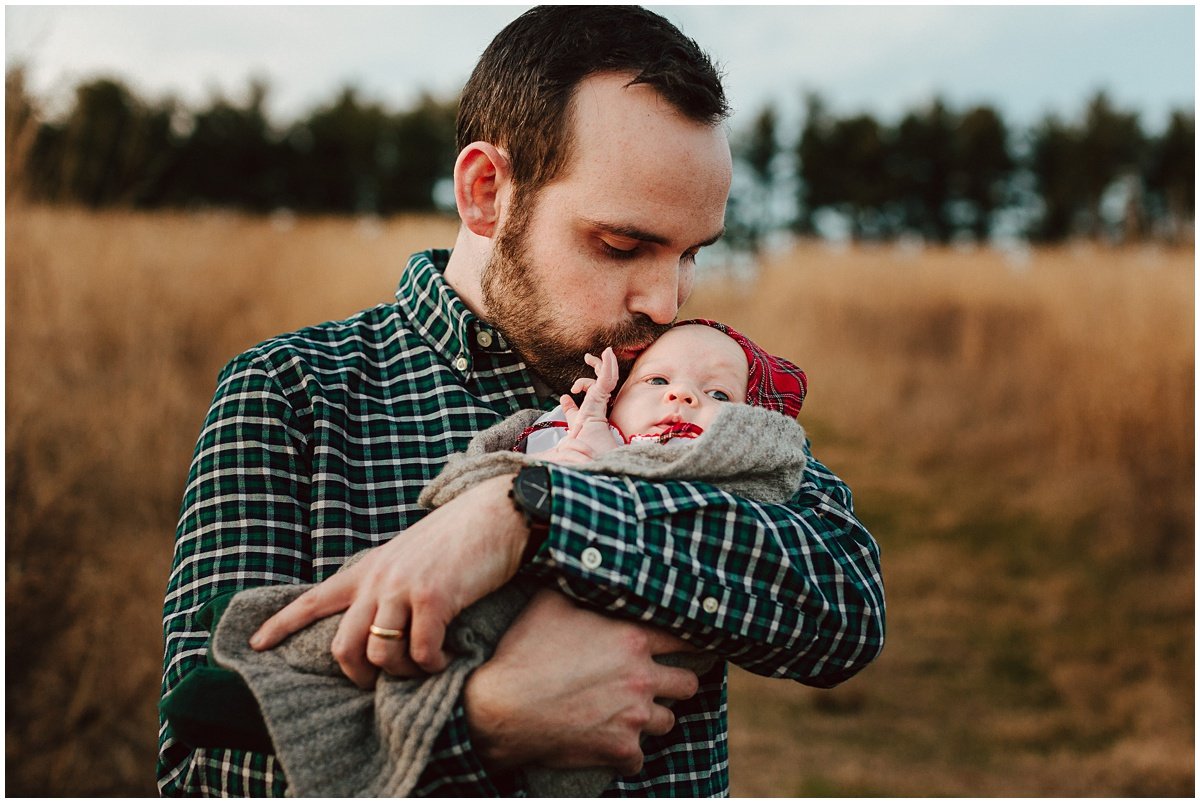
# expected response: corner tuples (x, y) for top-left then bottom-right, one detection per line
(212, 403), (807, 797)
(418, 402), (806, 509)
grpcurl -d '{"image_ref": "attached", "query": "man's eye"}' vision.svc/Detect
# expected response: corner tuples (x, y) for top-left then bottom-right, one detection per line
(707, 389), (731, 401)
(646, 376), (668, 386)
(601, 241), (638, 260)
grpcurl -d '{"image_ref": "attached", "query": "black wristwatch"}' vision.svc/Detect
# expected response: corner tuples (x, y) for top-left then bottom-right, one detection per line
(509, 465), (552, 563)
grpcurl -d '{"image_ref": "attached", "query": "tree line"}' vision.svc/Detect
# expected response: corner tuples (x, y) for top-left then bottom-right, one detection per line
(732, 93), (1192, 248)
(7, 69), (458, 215)
(6, 68), (1194, 245)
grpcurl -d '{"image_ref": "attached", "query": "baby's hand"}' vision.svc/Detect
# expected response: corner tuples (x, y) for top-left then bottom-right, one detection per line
(561, 347), (619, 435)
(544, 347), (621, 464)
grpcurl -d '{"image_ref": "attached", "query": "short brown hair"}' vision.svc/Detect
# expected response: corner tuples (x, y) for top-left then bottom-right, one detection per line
(457, 5), (728, 197)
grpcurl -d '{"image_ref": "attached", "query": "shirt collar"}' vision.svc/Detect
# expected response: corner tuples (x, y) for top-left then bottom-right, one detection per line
(397, 249), (528, 389)
(396, 249), (476, 369)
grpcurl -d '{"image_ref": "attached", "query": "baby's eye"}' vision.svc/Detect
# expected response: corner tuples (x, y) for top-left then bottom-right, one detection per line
(707, 389), (731, 401)
(646, 376), (668, 386)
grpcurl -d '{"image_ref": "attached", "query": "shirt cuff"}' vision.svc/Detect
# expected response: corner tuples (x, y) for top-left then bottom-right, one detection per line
(524, 467), (729, 627)
(413, 698), (525, 797)
(524, 465), (639, 573)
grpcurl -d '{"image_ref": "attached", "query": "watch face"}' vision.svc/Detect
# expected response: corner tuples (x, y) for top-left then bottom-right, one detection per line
(517, 466), (551, 518)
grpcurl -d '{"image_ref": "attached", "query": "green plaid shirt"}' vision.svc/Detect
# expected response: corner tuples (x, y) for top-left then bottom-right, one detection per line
(158, 249), (885, 797)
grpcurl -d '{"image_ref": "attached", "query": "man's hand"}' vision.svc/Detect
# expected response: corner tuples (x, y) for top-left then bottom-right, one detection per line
(250, 474), (528, 688)
(464, 589), (701, 777)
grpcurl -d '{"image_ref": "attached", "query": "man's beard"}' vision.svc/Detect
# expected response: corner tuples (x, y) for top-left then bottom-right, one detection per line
(481, 198), (670, 395)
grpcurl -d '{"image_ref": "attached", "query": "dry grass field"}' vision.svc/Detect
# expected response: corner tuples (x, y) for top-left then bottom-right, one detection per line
(5, 204), (1193, 796)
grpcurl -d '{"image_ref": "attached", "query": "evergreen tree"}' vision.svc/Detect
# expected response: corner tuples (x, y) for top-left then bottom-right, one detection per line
(1076, 92), (1145, 237)
(383, 93), (459, 212)
(165, 79), (285, 210)
(1029, 115), (1085, 241)
(1144, 110), (1195, 242)
(953, 105), (1012, 242)
(729, 103), (781, 252)
(283, 86), (393, 212)
(888, 98), (956, 242)
(27, 77), (177, 207)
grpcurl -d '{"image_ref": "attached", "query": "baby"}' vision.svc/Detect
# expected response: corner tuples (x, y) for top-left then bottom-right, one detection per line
(518, 318), (807, 462)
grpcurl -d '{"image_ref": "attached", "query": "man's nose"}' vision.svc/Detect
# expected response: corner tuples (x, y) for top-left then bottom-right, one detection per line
(627, 263), (681, 325)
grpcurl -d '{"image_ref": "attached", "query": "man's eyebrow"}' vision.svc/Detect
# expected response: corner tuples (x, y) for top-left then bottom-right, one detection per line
(587, 220), (725, 250)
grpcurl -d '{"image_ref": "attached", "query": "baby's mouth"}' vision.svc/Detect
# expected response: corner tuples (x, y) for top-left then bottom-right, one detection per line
(652, 412), (684, 429)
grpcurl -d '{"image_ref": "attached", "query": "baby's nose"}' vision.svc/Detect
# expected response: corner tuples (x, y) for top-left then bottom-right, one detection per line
(665, 387), (697, 405)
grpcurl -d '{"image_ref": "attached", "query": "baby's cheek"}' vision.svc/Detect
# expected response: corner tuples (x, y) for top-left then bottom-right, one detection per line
(705, 400), (745, 428)
(608, 396), (643, 435)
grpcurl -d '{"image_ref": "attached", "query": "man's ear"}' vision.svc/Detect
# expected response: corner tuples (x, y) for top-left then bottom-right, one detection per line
(454, 142), (512, 238)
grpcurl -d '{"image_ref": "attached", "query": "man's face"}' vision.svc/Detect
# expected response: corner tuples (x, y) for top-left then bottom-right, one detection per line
(482, 73), (732, 395)
(608, 324), (749, 437)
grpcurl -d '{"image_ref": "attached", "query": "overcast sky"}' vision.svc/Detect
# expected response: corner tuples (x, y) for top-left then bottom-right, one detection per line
(5, 4), (1195, 133)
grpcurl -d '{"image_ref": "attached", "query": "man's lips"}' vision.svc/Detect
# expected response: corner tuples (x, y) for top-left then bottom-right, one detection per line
(614, 345), (650, 362)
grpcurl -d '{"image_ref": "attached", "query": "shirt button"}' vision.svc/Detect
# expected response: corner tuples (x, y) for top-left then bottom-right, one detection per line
(702, 596), (720, 614)
(581, 547), (603, 569)
(476, 330), (494, 348)
(453, 356), (469, 372)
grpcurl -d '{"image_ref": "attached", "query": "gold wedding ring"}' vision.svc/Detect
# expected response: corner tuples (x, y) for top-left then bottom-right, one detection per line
(368, 624), (406, 640)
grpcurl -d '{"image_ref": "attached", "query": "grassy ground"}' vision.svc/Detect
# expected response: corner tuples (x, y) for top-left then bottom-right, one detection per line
(699, 243), (1195, 796)
(5, 206), (1193, 795)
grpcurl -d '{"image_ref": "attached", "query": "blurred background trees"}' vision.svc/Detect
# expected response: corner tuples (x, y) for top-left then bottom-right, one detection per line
(783, 91), (1190, 247)
(9, 69), (459, 217)
(6, 66), (1194, 246)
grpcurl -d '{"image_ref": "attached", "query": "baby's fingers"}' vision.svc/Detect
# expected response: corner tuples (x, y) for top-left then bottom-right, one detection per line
(597, 347), (619, 391)
(575, 379), (613, 424)
(570, 377), (595, 395)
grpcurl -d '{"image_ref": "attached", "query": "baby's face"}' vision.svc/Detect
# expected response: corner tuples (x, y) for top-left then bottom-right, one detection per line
(609, 325), (749, 437)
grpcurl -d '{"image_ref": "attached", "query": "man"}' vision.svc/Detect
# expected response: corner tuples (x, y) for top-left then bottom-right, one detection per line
(159, 6), (884, 796)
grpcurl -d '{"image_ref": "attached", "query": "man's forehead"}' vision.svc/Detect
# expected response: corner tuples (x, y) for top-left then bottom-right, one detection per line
(567, 77), (731, 169)
(559, 74), (732, 214)
(571, 71), (676, 122)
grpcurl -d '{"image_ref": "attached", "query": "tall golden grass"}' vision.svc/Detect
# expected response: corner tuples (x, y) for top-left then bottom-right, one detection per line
(691, 242), (1194, 795)
(5, 205), (1193, 795)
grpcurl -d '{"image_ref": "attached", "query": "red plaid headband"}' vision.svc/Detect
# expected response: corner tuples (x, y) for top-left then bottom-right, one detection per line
(673, 319), (807, 418)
